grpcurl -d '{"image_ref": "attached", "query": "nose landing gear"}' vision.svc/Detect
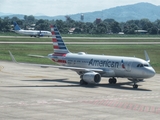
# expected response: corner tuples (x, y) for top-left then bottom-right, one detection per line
(133, 84), (138, 89)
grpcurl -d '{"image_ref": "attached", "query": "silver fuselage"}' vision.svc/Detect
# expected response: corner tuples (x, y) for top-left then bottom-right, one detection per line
(15, 30), (52, 36)
(48, 52), (155, 80)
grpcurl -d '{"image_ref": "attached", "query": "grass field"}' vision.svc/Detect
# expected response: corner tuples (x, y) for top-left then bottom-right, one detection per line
(0, 36), (159, 73)
(1, 31), (160, 37)
(0, 36), (160, 42)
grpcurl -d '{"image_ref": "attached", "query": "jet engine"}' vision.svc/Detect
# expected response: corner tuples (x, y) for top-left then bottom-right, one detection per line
(82, 72), (101, 84)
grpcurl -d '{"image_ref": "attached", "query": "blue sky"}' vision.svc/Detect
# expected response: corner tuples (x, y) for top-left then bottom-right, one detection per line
(0, 0), (160, 16)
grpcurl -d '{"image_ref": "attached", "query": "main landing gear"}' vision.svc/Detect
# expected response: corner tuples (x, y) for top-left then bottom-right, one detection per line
(79, 75), (88, 85)
(133, 82), (138, 89)
(80, 79), (88, 85)
(108, 77), (117, 84)
(79, 75), (139, 89)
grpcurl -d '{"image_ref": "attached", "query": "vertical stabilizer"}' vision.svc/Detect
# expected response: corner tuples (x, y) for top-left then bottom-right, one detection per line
(13, 21), (21, 30)
(50, 25), (70, 54)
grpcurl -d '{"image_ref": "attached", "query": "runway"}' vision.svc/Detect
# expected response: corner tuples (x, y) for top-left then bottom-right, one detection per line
(0, 61), (160, 120)
(0, 35), (160, 39)
(1, 35), (160, 44)
(0, 42), (160, 44)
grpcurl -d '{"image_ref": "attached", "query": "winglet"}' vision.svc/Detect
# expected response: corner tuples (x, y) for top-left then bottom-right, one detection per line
(9, 51), (17, 63)
(144, 50), (150, 63)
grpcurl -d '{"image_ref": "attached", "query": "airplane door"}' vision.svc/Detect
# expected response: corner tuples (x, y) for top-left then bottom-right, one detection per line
(125, 62), (132, 72)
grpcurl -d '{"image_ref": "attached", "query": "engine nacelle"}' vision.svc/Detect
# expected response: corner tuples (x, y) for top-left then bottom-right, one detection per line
(82, 72), (101, 84)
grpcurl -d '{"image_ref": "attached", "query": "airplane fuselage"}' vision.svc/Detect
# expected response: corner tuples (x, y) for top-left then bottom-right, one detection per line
(15, 30), (52, 37)
(48, 52), (155, 80)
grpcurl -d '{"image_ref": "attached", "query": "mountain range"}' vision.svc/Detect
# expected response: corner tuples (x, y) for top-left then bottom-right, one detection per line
(1, 2), (160, 22)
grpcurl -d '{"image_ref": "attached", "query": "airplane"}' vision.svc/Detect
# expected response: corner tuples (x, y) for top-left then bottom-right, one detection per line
(9, 25), (156, 89)
(13, 21), (52, 37)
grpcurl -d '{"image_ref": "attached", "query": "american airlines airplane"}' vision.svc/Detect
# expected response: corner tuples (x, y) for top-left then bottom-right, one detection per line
(9, 25), (156, 89)
(13, 22), (51, 37)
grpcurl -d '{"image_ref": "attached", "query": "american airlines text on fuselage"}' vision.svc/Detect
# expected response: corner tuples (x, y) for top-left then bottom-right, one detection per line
(67, 59), (120, 68)
(88, 59), (119, 68)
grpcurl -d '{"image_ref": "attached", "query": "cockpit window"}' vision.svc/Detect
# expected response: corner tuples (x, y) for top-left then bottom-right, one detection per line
(140, 64), (143, 67)
(137, 64), (143, 67)
(143, 64), (149, 67)
(137, 63), (150, 67)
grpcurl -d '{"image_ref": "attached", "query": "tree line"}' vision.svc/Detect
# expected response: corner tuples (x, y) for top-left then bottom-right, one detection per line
(0, 15), (160, 34)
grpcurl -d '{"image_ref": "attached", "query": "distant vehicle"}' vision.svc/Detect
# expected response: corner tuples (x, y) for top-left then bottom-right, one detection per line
(13, 22), (51, 37)
(9, 25), (156, 89)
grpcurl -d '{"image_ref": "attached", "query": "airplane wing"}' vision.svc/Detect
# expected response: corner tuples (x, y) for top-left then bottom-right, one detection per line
(40, 65), (103, 72)
(9, 51), (104, 72)
(28, 54), (49, 58)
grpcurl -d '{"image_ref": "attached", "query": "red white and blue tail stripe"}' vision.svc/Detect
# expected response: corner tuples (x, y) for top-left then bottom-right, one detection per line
(51, 25), (70, 54)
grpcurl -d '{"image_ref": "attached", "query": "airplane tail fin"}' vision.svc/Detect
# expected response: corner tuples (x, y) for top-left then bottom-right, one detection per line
(13, 21), (21, 30)
(50, 25), (70, 55)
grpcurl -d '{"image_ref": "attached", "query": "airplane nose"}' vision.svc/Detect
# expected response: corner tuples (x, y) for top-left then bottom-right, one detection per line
(147, 67), (156, 78)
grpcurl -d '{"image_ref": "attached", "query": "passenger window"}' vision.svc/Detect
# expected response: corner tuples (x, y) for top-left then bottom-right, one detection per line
(137, 64), (140, 67)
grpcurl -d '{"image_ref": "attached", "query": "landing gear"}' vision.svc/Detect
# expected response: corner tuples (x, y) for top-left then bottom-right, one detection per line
(128, 78), (139, 89)
(80, 79), (88, 85)
(132, 80), (139, 89)
(109, 78), (117, 84)
(79, 75), (88, 85)
(133, 84), (138, 89)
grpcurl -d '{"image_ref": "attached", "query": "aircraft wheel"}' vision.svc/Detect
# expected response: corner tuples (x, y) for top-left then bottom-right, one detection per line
(113, 78), (117, 84)
(133, 84), (138, 89)
(109, 78), (112, 84)
(109, 78), (117, 84)
(80, 79), (88, 85)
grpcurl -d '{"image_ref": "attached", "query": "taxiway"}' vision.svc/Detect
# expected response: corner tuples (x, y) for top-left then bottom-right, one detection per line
(0, 61), (160, 120)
